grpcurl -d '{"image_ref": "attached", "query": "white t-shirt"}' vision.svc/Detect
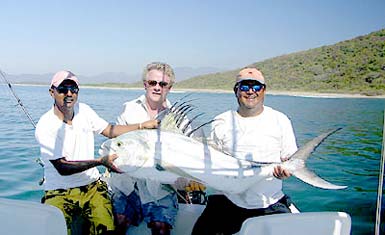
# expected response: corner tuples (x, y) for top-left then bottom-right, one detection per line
(111, 95), (174, 204)
(35, 103), (109, 190)
(210, 106), (298, 209)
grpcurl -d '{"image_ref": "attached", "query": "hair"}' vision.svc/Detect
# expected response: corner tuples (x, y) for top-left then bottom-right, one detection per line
(233, 83), (239, 95)
(142, 62), (176, 85)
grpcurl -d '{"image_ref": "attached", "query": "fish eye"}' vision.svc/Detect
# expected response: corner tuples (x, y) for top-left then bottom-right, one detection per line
(117, 141), (123, 147)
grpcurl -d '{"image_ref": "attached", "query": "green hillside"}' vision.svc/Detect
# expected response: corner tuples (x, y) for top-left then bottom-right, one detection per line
(175, 29), (385, 96)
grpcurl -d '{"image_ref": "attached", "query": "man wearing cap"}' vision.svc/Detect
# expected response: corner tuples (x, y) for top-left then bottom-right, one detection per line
(192, 66), (299, 235)
(35, 70), (159, 235)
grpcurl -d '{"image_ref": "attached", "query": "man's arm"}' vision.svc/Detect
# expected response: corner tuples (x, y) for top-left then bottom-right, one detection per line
(274, 115), (297, 180)
(101, 119), (159, 138)
(50, 154), (122, 176)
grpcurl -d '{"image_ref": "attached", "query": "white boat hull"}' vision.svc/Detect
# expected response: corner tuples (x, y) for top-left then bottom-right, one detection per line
(0, 198), (351, 235)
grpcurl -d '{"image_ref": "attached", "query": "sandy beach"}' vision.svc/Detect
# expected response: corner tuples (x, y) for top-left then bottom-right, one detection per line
(266, 90), (385, 99)
(171, 88), (385, 99)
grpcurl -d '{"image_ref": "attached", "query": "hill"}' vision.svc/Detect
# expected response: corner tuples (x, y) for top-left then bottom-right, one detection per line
(5, 67), (225, 85)
(174, 29), (385, 96)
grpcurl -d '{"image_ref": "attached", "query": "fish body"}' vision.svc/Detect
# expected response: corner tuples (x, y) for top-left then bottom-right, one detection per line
(99, 128), (346, 194)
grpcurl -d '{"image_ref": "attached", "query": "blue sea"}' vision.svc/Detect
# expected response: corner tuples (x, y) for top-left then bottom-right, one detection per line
(0, 85), (384, 235)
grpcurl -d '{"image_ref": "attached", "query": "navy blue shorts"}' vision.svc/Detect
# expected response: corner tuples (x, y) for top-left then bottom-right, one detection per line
(111, 189), (178, 227)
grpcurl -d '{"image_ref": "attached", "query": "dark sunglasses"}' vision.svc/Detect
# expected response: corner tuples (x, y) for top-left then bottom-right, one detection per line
(237, 82), (265, 93)
(55, 85), (79, 94)
(146, 80), (169, 88)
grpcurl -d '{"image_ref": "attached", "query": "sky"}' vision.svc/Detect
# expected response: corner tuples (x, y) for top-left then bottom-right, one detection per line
(1, 0), (385, 76)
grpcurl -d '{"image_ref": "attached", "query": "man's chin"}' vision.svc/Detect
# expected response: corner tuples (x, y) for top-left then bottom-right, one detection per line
(240, 99), (256, 106)
(148, 94), (163, 102)
(63, 103), (75, 110)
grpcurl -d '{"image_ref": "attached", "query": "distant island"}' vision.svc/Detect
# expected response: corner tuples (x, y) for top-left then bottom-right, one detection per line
(172, 28), (385, 96)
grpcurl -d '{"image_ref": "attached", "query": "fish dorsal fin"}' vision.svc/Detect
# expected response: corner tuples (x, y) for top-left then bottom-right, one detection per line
(156, 108), (182, 134)
(155, 98), (209, 136)
(155, 98), (231, 155)
(155, 103), (191, 134)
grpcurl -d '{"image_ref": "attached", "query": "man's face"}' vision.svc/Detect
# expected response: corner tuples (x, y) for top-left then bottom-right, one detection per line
(50, 80), (79, 113)
(144, 69), (172, 104)
(236, 80), (265, 110)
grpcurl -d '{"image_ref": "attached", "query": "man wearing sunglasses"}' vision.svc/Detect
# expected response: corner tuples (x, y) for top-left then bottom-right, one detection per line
(35, 70), (158, 235)
(109, 62), (203, 235)
(192, 67), (299, 235)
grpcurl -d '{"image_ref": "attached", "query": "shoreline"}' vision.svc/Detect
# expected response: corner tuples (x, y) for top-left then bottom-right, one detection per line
(10, 83), (385, 99)
(172, 88), (385, 99)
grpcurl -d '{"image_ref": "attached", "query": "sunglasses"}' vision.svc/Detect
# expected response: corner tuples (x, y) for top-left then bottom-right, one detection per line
(146, 80), (169, 88)
(55, 85), (79, 94)
(237, 82), (265, 93)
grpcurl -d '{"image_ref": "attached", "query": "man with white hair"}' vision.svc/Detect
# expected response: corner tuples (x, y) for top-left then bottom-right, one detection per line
(109, 62), (204, 235)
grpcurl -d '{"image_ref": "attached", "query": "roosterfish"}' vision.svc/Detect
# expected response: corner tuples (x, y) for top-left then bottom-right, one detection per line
(99, 100), (347, 194)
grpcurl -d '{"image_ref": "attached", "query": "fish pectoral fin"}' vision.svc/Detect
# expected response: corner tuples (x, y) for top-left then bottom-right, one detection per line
(293, 168), (347, 190)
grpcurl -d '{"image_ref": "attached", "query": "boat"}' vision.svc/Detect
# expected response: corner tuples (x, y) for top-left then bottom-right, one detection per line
(0, 196), (351, 235)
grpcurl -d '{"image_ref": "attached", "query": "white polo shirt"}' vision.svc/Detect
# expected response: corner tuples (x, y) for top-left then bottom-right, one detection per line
(110, 95), (174, 204)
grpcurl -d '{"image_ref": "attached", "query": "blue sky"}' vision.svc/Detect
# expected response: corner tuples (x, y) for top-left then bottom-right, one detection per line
(1, 0), (384, 76)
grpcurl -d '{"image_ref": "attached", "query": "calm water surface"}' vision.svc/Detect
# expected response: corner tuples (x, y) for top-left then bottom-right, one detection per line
(0, 85), (384, 235)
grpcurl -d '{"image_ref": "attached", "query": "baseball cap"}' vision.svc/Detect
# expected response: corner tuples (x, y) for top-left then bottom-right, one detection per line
(236, 68), (265, 85)
(50, 70), (79, 87)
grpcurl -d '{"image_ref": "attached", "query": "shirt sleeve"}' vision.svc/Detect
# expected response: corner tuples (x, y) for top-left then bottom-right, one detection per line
(116, 103), (129, 125)
(35, 120), (65, 161)
(83, 104), (109, 134)
(279, 115), (298, 160)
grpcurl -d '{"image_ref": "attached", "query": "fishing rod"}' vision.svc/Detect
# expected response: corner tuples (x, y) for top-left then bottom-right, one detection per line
(0, 70), (36, 128)
(375, 110), (385, 235)
(0, 69), (45, 184)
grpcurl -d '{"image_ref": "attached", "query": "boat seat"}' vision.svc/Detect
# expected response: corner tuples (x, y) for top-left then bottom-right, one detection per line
(0, 197), (67, 235)
(237, 212), (351, 235)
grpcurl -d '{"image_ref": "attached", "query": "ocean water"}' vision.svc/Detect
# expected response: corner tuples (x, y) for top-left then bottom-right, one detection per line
(0, 85), (384, 235)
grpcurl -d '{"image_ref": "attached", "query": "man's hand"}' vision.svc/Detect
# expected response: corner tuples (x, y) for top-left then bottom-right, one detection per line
(99, 154), (123, 174)
(273, 165), (291, 180)
(141, 119), (160, 129)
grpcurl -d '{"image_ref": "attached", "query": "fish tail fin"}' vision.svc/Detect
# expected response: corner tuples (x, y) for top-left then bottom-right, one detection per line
(289, 128), (347, 190)
(293, 127), (343, 161)
(293, 167), (347, 190)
